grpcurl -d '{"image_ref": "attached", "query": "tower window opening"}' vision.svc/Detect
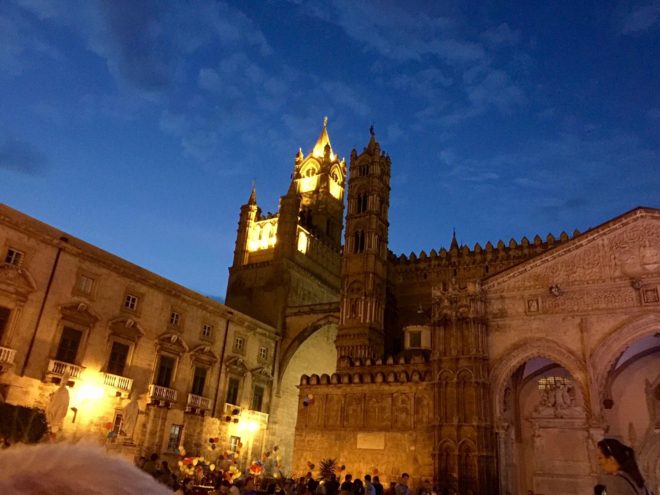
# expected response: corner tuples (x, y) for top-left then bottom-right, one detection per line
(357, 193), (368, 213)
(353, 231), (365, 253)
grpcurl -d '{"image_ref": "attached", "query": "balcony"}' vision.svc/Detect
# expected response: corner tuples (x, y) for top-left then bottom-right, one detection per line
(0, 346), (16, 366)
(187, 393), (211, 411)
(148, 384), (177, 403)
(103, 372), (133, 393)
(47, 359), (84, 379)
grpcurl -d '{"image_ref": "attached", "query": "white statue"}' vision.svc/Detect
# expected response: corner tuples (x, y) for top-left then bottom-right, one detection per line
(121, 395), (140, 439)
(46, 381), (70, 432)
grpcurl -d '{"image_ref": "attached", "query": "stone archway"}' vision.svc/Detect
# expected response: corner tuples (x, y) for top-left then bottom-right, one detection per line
(590, 315), (660, 492)
(491, 341), (592, 495)
(269, 320), (338, 474)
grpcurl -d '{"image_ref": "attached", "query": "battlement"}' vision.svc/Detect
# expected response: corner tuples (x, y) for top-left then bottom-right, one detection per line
(390, 229), (582, 267)
(300, 353), (432, 387)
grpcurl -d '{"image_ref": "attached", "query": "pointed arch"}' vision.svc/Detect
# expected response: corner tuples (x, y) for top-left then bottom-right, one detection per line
(490, 337), (588, 419)
(277, 314), (339, 389)
(590, 313), (660, 403)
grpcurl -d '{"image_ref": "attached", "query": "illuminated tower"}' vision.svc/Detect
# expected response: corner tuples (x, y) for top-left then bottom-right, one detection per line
(335, 128), (391, 364)
(226, 118), (346, 329)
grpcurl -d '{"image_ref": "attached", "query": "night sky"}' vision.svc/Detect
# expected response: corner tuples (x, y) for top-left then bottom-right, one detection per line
(1, 0), (658, 299)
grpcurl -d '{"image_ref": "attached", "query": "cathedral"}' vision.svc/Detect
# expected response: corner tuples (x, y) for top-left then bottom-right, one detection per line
(0, 119), (657, 495)
(226, 120), (660, 495)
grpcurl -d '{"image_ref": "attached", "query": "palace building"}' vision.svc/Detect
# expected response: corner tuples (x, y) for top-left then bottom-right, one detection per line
(0, 204), (278, 465)
(226, 120), (660, 495)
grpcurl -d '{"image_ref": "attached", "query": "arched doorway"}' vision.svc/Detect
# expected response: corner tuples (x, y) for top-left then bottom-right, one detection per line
(597, 332), (660, 493)
(270, 323), (337, 474)
(496, 355), (591, 495)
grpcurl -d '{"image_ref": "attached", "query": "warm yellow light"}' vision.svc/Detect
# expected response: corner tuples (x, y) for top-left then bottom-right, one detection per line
(78, 383), (104, 401)
(247, 219), (278, 252)
(297, 230), (308, 254)
(329, 180), (342, 199)
(298, 175), (318, 193)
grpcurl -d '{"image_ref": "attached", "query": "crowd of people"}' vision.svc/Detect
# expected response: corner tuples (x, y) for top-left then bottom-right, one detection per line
(137, 458), (435, 495)
(137, 438), (654, 495)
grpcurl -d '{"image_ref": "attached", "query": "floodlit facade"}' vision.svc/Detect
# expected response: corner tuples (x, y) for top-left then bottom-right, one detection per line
(226, 121), (660, 495)
(0, 204), (277, 463)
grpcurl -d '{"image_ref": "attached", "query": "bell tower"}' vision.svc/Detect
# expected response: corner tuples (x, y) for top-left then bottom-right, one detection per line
(226, 118), (346, 329)
(336, 127), (391, 364)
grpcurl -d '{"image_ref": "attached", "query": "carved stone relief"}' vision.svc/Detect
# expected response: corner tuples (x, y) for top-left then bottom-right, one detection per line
(393, 393), (411, 429)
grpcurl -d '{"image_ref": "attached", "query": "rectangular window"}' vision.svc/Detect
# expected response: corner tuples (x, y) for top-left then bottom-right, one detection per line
(167, 424), (183, 452)
(233, 336), (245, 353)
(258, 346), (269, 361)
(226, 377), (240, 405)
(124, 294), (139, 311)
(77, 275), (94, 295)
(191, 366), (207, 396)
(155, 355), (175, 388)
(409, 331), (422, 348)
(107, 341), (129, 376)
(112, 411), (123, 435)
(202, 324), (213, 339)
(0, 306), (10, 341)
(4, 248), (24, 266)
(251, 384), (265, 412)
(169, 311), (180, 327)
(229, 435), (241, 453)
(55, 327), (82, 364)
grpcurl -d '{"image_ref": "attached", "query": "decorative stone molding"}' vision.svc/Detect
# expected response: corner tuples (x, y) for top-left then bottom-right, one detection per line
(108, 317), (145, 342)
(155, 332), (189, 356)
(60, 302), (100, 327)
(190, 345), (218, 367)
(0, 263), (37, 301)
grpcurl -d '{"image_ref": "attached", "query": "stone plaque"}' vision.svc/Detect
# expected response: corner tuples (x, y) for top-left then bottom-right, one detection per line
(356, 432), (385, 450)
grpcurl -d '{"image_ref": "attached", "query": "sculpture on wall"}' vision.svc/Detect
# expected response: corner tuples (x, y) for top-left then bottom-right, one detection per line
(121, 395), (140, 440)
(533, 380), (582, 418)
(45, 380), (70, 433)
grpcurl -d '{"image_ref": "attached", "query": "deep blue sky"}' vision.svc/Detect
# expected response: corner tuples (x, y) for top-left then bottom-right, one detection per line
(1, 0), (658, 299)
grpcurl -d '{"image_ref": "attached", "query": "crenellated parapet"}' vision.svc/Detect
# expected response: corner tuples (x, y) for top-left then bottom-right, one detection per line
(300, 353), (432, 386)
(392, 229), (581, 268)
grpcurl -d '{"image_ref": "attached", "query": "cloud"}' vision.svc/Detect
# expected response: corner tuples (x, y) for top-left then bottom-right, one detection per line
(300, 0), (483, 65)
(466, 69), (525, 113)
(621, 1), (660, 34)
(0, 5), (61, 76)
(15, 0), (271, 91)
(0, 139), (47, 175)
(480, 23), (520, 46)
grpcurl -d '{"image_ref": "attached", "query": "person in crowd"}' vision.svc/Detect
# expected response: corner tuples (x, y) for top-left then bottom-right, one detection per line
(326, 473), (340, 495)
(175, 477), (194, 495)
(364, 475), (376, 495)
(385, 481), (397, 495)
(244, 476), (258, 495)
(372, 476), (383, 495)
(595, 438), (649, 495)
(395, 473), (411, 495)
(353, 479), (365, 495)
(142, 452), (160, 477)
(341, 474), (354, 492)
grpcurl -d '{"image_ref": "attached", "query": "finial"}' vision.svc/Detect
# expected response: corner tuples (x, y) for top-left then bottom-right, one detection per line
(450, 228), (459, 250)
(369, 123), (375, 136)
(323, 116), (328, 127)
(248, 180), (257, 204)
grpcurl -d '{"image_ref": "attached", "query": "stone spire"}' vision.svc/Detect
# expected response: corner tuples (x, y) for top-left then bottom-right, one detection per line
(450, 229), (459, 251)
(248, 181), (257, 205)
(312, 116), (333, 158)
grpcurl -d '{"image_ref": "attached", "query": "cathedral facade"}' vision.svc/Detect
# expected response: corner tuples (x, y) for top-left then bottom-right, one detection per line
(226, 121), (660, 495)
